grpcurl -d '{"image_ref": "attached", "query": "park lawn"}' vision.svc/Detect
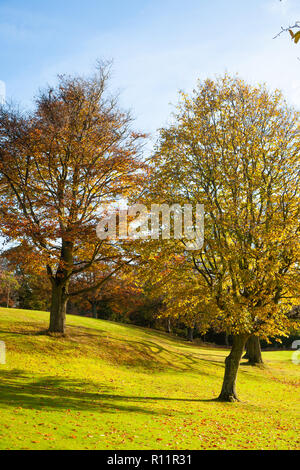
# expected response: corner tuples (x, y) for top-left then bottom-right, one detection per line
(0, 307), (299, 450)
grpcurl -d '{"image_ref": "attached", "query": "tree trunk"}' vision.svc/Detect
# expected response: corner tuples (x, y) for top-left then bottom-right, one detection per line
(245, 335), (263, 365)
(49, 283), (68, 333)
(167, 317), (172, 334)
(48, 239), (73, 334)
(187, 326), (194, 342)
(6, 282), (10, 308)
(218, 334), (248, 402)
(92, 302), (98, 319)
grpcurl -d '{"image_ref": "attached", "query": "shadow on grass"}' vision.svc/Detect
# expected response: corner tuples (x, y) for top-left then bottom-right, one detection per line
(0, 322), (223, 374)
(0, 326), (48, 337)
(0, 369), (216, 415)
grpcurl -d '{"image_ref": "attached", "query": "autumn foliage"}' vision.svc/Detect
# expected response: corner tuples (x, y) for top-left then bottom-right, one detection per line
(0, 68), (299, 402)
(0, 63), (145, 333)
(140, 76), (300, 400)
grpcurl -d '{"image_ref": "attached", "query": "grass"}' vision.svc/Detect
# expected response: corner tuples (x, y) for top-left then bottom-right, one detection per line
(0, 307), (299, 450)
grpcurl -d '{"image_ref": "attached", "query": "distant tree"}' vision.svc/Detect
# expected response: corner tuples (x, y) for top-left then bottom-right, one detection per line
(0, 267), (19, 307)
(0, 62), (145, 334)
(243, 336), (263, 365)
(17, 271), (51, 311)
(70, 269), (129, 319)
(2, 244), (51, 311)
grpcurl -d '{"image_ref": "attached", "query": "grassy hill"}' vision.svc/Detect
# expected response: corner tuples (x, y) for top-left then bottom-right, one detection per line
(0, 307), (299, 450)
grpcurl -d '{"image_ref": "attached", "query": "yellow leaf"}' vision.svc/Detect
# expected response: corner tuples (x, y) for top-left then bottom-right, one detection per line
(294, 31), (300, 44)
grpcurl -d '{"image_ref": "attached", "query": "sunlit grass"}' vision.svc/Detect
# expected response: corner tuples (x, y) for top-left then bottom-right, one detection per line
(0, 307), (299, 450)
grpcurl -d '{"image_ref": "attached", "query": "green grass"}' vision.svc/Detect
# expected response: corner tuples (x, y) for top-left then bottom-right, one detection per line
(0, 307), (299, 450)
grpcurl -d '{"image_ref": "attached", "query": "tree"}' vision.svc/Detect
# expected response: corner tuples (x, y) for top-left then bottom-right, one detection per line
(147, 75), (300, 401)
(69, 267), (139, 320)
(243, 335), (263, 365)
(0, 63), (145, 334)
(274, 23), (300, 44)
(0, 260), (20, 308)
(274, 0), (300, 45)
(1, 244), (51, 311)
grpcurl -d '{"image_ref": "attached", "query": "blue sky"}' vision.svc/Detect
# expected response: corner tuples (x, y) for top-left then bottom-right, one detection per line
(0, 0), (300, 138)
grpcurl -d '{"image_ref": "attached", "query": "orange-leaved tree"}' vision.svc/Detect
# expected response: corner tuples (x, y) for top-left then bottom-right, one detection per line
(0, 63), (145, 334)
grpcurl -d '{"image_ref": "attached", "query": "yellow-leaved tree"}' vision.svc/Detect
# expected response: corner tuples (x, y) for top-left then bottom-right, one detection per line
(146, 75), (299, 402)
